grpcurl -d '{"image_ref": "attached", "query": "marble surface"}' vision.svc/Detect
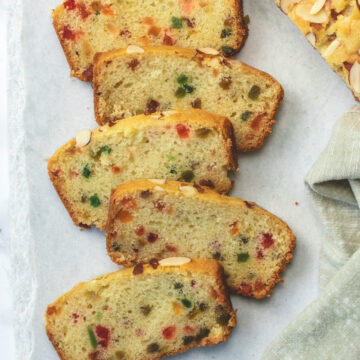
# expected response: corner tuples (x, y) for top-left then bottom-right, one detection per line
(6, 0), (357, 359)
(0, 0), (15, 358)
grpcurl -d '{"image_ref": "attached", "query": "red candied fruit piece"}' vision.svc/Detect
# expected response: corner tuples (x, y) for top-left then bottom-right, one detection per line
(184, 325), (195, 335)
(72, 313), (79, 323)
(162, 326), (176, 340)
(256, 248), (264, 260)
(153, 200), (166, 211)
(261, 233), (274, 249)
(77, 2), (90, 19)
(82, 65), (93, 81)
(176, 123), (190, 139)
(163, 33), (175, 45)
(165, 244), (178, 253)
(133, 263), (144, 275)
(64, 0), (76, 10)
(95, 325), (110, 348)
(121, 197), (136, 208)
(147, 233), (159, 243)
(135, 225), (145, 236)
(191, 280), (197, 288)
(149, 258), (159, 269)
(239, 283), (252, 296)
(62, 25), (75, 40)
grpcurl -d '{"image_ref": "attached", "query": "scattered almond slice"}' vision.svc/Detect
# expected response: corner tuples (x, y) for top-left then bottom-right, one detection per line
(150, 114), (162, 119)
(280, 0), (300, 14)
(162, 110), (178, 116)
(75, 129), (92, 147)
(310, 0), (326, 15)
(350, 62), (360, 94)
(296, 1), (328, 23)
(159, 257), (191, 266)
(179, 185), (197, 197)
(149, 179), (166, 184)
(323, 39), (340, 57)
(306, 32), (316, 46)
(154, 186), (166, 192)
(197, 48), (220, 55)
(126, 45), (144, 54)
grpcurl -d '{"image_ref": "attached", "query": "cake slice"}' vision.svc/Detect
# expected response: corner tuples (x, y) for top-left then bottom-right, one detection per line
(45, 258), (237, 360)
(106, 180), (296, 298)
(47, 109), (237, 230)
(276, 0), (360, 100)
(52, 0), (247, 81)
(93, 46), (284, 152)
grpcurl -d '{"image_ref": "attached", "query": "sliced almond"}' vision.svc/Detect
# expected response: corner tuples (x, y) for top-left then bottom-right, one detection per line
(349, 62), (360, 94)
(162, 110), (178, 117)
(154, 186), (166, 192)
(310, 0), (326, 15)
(323, 39), (340, 57)
(280, 0), (300, 14)
(179, 185), (197, 197)
(296, 1), (328, 23)
(151, 114), (162, 119)
(75, 129), (92, 147)
(159, 257), (191, 266)
(126, 45), (144, 54)
(197, 48), (219, 55)
(306, 32), (316, 46)
(149, 179), (166, 185)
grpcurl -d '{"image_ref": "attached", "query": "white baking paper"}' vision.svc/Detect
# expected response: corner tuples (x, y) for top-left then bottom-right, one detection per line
(8, 0), (356, 359)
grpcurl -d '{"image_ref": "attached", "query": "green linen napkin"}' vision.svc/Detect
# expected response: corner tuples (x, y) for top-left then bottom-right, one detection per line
(262, 105), (360, 359)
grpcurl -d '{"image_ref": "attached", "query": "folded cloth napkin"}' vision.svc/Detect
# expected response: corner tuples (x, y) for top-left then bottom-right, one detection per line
(262, 105), (360, 360)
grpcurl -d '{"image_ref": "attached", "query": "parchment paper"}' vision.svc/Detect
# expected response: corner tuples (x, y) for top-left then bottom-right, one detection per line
(8, 0), (356, 359)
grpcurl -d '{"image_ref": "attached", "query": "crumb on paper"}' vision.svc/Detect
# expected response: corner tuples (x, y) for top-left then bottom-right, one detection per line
(295, 202), (299, 206)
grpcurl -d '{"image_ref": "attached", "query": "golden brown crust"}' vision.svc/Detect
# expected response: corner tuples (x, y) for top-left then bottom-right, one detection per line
(45, 258), (236, 360)
(48, 110), (237, 229)
(106, 180), (296, 298)
(93, 46), (284, 151)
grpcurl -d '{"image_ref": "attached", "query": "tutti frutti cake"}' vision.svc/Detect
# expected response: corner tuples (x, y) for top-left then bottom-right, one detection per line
(276, 0), (360, 100)
(45, 258), (237, 360)
(52, 0), (247, 81)
(47, 109), (238, 230)
(93, 45), (284, 152)
(106, 180), (296, 298)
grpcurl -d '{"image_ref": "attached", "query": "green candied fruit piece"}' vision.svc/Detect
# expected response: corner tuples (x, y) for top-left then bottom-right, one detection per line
(147, 343), (160, 353)
(115, 351), (126, 360)
(183, 336), (195, 345)
(82, 164), (91, 179)
(248, 85), (261, 100)
(167, 154), (176, 161)
(169, 165), (177, 174)
(140, 305), (152, 316)
(195, 328), (210, 341)
(216, 312), (231, 326)
(177, 74), (188, 84)
(175, 87), (186, 98)
(180, 170), (194, 182)
(237, 252), (250, 263)
(221, 46), (235, 56)
(100, 145), (111, 155)
(244, 15), (250, 25)
(181, 299), (193, 308)
(90, 195), (101, 208)
(87, 326), (98, 349)
(183, 84), (195, 93)
(95, 311), (103, 321)
(171, 16), (182, 29)
(174, 282), (183, 289)
(195, 128), (211, 138)
(221, 28), (232, 38)
(135, 109), (143, 115)
(241, 111), (253, 121)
